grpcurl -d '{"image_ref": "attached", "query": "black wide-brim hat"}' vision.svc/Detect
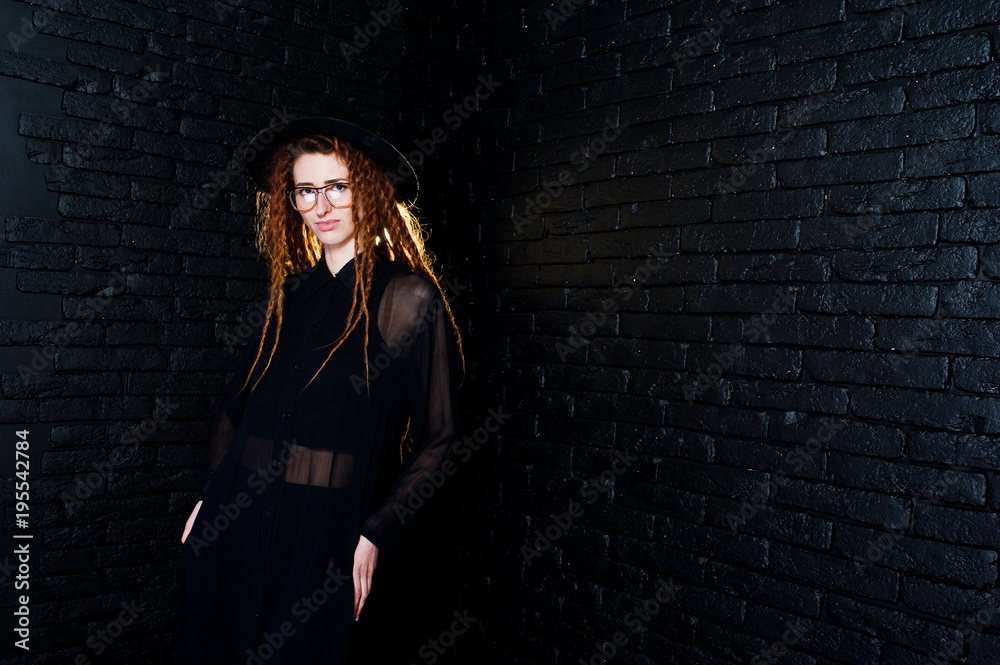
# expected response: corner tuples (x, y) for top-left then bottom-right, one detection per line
(243, 114), (418, 207)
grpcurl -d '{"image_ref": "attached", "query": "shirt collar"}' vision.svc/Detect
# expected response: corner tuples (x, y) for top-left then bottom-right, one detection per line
(301, 254), (370, 299)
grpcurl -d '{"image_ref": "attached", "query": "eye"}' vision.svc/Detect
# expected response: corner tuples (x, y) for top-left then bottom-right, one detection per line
(299, 187), (316, 196)
(332, 183), (349, 192)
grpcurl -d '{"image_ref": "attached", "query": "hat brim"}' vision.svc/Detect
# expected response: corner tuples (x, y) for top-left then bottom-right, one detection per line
(243, 116), (419, 207)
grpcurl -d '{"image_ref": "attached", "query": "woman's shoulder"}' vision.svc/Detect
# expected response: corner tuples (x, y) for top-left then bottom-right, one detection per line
(380, 260), (438, 296)
(377, 261), (446, 320)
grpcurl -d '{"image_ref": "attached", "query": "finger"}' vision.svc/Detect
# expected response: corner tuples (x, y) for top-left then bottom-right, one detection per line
(354, 568), (361, 621)
(357, 571), (372, 619)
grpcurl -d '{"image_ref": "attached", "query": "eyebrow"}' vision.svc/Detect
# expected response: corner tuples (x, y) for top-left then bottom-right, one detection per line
(293, 178), (349, 187)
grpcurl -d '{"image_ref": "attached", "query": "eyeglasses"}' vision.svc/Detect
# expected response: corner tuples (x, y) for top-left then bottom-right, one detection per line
(287, 182), (352, 212)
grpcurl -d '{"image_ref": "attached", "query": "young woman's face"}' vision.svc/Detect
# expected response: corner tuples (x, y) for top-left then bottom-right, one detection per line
(291, 152), (356, 254)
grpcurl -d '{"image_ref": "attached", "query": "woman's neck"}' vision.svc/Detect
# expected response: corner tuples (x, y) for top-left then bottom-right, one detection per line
(322, 242), (357, 277)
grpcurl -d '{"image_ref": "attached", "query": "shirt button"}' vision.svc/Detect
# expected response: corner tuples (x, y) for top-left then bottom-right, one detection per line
(265, 510), (272, 518)
(271, 460), (282, 473)
(259, 562), (265, 571)
(312, 320), (321, 328)
(293, 364), (302, 372)
(282, 411), (291, 419)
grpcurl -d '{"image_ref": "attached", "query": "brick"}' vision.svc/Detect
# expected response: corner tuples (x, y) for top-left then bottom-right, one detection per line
(621, 198), (711, 229)
(906, 0), (1000, 38)
(107, 321), (215, 346)
(777, 479), (910, 530)
(799, 284), (937, 316)
(659, 517), (770, 568)
(38, 395), (156, 422)
(621, 85), (713, 123)
(541, 53), (620, 90)
(841, 32), (991, 85)
(805, 349), (947, 389)
(5, 217), (121, 246)
(716, 130), (826, 170)
(65, 43), (150, 77)
(62, 295), (172, 323)
(669, 404), (769, 439)
(901, 577), (1000, 620)
(771, 542), (899, 603)
(780, 151), (902, 188)
(185, 19), (284, 61)
(830, 451), (986, 505)
(0, 243), (75, 270)
(78, 0), (184, 35)
(733, 378), (848, 413)
(727, 0), (846, 43)
(714, 60), (837, 110)
(36, 10), (147, 52)
(830, 105), (974, 152)
(968, 172), (1000, 207)
(121, 226), (227, 256)
(953, 358), (1000, 395)
(685, 284), (797, 314)
(673, 105), (777, 142)
(851, 387), (1000, 433)
(829, 176), (965, 212)
(718, 252), (829, 281)
(799, 212), (938, 249)
(18, 113), (131, 149)
(512, 87), (586, 123)
(907, 135), (1000, 178)
(682, 219), (799, 252)
(708, 497), (833, 549)
(833, 524), (996, 587)
(837, 246), (977, 281)
(146, 33), (240, 73)
(0, 50), (110, 92)
(584, 174), (669, 207)
(909, 61), (1000, 109)
(586, 66), (672, 109)
(617, 479), (705, 522)
(713, 188), (823, 222)
(705, 561), (821, 616)
(131, 128), (231, 166)
(824, 594), (963, 656)
(61, 91), (177, 134)
(778, 15), (901, 64)
(675, 46), (774, 87)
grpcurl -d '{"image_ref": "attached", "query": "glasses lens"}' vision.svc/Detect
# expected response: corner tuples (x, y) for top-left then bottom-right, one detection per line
(323, 184), (349, 206)
(290, 188), (318, 211)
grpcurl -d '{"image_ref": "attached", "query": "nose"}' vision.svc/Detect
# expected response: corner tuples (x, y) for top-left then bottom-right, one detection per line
(315, 191), (333, 215)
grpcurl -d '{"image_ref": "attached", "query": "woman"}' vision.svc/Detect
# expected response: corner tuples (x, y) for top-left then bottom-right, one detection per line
(173, 114), (465, 664)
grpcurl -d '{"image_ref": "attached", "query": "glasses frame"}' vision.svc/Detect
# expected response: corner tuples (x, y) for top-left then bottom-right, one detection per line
(286, 181), (353, 212)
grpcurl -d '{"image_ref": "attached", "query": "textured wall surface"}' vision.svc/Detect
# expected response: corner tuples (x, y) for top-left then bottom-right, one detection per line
(4, 0), (1000, 664)
(401, 1), (1000, 664)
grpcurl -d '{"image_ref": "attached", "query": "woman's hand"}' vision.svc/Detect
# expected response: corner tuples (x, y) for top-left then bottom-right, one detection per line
(352, 534), (378, 621)
(181, 500), (202, 544)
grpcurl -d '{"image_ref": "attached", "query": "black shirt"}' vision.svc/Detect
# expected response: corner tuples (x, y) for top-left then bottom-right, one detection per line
(173, 253), (462, 665)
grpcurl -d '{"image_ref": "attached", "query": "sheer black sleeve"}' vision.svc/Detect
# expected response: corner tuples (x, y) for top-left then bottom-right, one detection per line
(360, 275), (462, 556)
(197, 298), (266, 502)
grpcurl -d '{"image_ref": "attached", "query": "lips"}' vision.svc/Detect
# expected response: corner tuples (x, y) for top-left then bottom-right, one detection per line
(316, 219), (339, 231)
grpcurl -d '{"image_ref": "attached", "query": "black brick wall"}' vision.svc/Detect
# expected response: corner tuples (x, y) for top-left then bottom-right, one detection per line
(4, 0), (1000, 664)
(400, 1), (1000, 664)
